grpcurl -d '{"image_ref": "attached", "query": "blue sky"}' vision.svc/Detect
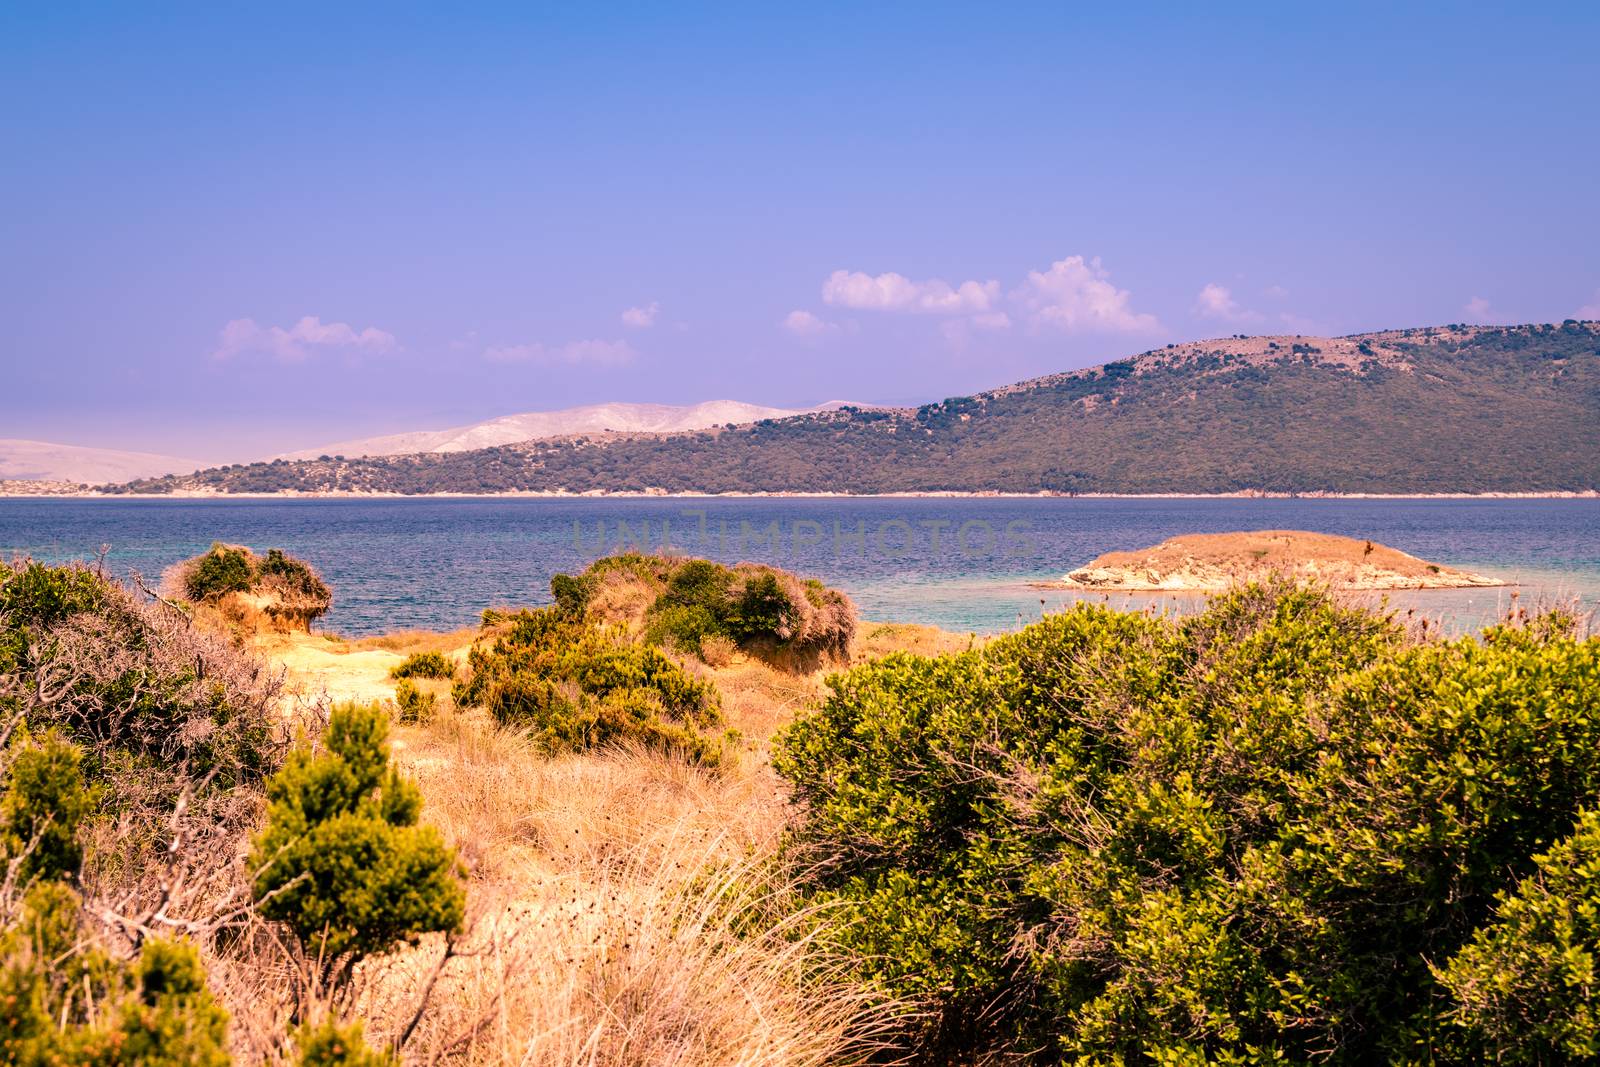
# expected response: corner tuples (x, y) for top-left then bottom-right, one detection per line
(3, 2), (1597, 460)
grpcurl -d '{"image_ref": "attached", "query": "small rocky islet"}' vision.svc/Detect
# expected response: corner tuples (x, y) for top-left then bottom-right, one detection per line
(1055, 529), (1504, 592)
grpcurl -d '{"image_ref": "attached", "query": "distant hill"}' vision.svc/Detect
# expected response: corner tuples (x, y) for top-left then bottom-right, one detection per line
(0, 439), (202, 485)
(113, 322), (1600, 495)
(275, 399), (823, 460)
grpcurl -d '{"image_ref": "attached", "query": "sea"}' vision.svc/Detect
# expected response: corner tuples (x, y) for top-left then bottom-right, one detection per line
(2, 497), (1597, 637)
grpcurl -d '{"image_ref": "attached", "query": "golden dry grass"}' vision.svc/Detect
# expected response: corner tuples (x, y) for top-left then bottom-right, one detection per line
(855, 620), (982, 660)
(244, 624), (913, 1065)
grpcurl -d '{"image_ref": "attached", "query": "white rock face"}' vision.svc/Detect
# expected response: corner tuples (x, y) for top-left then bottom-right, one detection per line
(0, 439), (203, 485)
(275, 400), (816, 460)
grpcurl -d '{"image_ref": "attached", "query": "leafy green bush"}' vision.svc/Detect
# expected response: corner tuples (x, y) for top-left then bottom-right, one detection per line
(454, 606), (725, 765)
(390, 650), (454, 680)
(250, 701), (464, 976)
(0, 731), (94, 885)
(294, 1018), (395, 1066)
(182, 542), (257, 601)
(1438, 807), (1600, 1062)
(393, 679), (435, 723)
(774, 583), (1600, 1062)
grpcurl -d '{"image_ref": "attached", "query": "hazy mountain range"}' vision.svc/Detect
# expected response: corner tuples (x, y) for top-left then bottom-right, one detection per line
(2, 401), (842, 484)
(273, 400), (837, 460)
(0, 439), (204, 485)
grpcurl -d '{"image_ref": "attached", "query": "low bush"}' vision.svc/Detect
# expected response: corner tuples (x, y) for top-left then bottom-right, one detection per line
(393, 679), (435, 723)
(553, 553), (856, 662)
(453, 606), (726, 765)
(390, 650), (454, 680)
(182, 542), (256, 601)
(250, 701), (464, 979)
(774, 582), (1600, 1063)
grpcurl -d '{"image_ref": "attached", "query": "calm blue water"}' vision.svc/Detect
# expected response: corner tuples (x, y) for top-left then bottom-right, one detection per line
(2, 497), (1597, 636)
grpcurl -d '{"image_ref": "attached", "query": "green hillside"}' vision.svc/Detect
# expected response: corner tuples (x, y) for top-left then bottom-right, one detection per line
(115, 322), (1600, 495)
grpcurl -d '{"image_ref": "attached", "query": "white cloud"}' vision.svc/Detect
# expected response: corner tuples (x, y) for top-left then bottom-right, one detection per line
(822, 269), (999, 315)
(1463, 296), (1499, 323)
(621, 302), (660, 328)
(212, 316), (396, 361)
(1194, 283), (1263, 324)
(1576, 289), (1600, 319)
(1014, 256), (1159, 333)
(781, 309), (834, 337)
(939, 311), (1013, 348)
(483, 339), (634, 365)
(1264, 284), (1289, 300)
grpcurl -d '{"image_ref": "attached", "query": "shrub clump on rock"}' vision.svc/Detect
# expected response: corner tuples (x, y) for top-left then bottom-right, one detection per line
(774, 581), (1600, 1064)
(173, 543), (332, 632)
(551, 553), (856, 665)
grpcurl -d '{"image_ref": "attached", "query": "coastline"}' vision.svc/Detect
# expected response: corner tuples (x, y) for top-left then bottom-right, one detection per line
(4, 489), (1599, 502)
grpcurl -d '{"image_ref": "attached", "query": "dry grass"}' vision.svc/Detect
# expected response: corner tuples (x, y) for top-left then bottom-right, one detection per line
(224, 627), (912, 1065)
(353, 683), (898, 1064)
(334, 627), (484, 655)
(855, 620), (983, 660)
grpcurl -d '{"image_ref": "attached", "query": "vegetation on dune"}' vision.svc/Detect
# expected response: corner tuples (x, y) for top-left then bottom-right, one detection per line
(112, 322), (1600, 494)
(774, 582), (1600, 1063)
(452, 600), (728, 766)
(447, 554), (854, 765)
(12, 546), (1600, 1063)
(175, 543), (332, 632)
(388, 649), (454, 680)
(554, 553), (857, 663)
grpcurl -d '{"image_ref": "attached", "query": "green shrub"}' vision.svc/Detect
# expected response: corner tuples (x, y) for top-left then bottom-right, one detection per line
(1437, 806), (1600, 1062)
(1, 732), (94, 885)
(642, 601), (724, 655)
(455, 606), (725, 765)
(390, 651), (454, 680)
(393, 680), (435, 723)
(259, 548), (332, 605)
(182, 543), (257, 601)
(774, 583), (1600, 1063)
(250, 702), (464, 976)
(550, 554), (856, 661)
(294, 1018), (395, 1066)
(549, 572), (593, 616)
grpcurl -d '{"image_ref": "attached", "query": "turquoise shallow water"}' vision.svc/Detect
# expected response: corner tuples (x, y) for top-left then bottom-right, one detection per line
(2, 497), (1597, 636)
